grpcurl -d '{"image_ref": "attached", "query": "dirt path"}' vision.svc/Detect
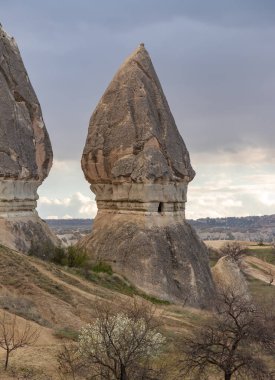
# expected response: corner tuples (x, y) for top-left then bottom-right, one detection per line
(29, 260), (132, 305)
(29, 260), (107, 301)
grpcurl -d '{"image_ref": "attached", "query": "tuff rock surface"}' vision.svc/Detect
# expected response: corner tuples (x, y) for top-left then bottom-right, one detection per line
(212, 256), (248, 295)
(0, 25), (58, 252)
(80, 44), (215, 306)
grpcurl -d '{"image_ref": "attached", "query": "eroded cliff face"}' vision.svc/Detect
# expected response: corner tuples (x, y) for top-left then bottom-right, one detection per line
(80, 213), (214, 306)
(0, 25), (57, 252)
(80, 44), (215, 306)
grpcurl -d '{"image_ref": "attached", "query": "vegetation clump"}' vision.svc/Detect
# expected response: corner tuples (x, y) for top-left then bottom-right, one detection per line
(29, 242), (89, 269)
(57, 302), (167, 380)
(179, 288), (275, 380)
(52, 246), (88, 268)
(54, 326), (79, 341)
(91, 261), (113, 275)
(219, 241), (246, 263)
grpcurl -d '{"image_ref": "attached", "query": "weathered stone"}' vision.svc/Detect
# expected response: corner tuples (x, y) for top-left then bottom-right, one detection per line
(0, 25), (58, 252)
(212, 256), (248, 295)
(80, 44), (215, 306)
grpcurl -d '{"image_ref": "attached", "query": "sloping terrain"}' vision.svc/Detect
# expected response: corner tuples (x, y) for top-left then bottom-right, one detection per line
(243, 256), (275, 285)
(207, 241), (275, 303)
(0, 242), (274, 379)
(0, 244), (205, 379)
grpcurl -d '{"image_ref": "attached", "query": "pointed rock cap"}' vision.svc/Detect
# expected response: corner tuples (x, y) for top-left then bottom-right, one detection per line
(0, 24), (52, 181)
(82, 44), (195, 186)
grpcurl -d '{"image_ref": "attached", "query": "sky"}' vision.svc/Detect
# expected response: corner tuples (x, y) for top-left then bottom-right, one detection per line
(1, 0), (275, 219)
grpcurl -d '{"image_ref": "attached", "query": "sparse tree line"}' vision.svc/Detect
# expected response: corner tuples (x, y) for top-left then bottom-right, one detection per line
(53, 291), (275, 380)
(1, 289), (275, 379)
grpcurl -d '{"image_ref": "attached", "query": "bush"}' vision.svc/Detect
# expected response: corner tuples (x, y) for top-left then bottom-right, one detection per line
(28, 241), (56, 260)
(52, 246), (67, 265)
(257, 238), (264, 246)
(55, 246), (88, 268)
(66, 246), (88, 268)
(92, 261), (113, 275)
(219, 242), (246, 263)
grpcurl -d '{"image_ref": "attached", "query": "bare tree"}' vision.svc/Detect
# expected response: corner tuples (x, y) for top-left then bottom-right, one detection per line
(0, 312), (40, 370)
(78, 301), (166, 380)
(179, 289), (275, 380)
(219, 242), (246, 263)
(57, 343), (85, 380)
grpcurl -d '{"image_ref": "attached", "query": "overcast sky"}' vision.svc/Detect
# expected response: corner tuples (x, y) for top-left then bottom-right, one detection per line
(2, 0), (275, 219)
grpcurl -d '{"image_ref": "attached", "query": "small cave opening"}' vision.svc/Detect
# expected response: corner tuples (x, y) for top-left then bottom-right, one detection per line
(158, 202), (164, 213)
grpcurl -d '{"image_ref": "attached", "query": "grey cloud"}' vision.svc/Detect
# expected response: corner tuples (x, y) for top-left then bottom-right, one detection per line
(2, 0), (275, 31)
(1, 1), (275, 162)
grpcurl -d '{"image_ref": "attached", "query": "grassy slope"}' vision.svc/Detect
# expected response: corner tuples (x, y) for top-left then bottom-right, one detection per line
(0, 242), (274, 379)
(246, 245), (275, 265)
(0, 244), (206, 379)
(208, 242), (275, 304)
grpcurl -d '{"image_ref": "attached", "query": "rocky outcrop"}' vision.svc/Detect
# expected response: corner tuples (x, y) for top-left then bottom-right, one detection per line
(0, 25), (58, 252)
(80, 44), (215, 306)
(212, 256), (248, 295)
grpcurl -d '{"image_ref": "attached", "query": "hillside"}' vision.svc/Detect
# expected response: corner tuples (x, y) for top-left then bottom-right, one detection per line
(189, 214), (275, 242)
(0, 242), (274, 378)
(0, 244), (206, 379)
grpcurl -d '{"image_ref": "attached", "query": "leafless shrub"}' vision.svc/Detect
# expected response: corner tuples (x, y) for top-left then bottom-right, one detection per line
(179, 288), (275, 380)
(57, 343), (85, 380)
(219, 242), (246, 263)
(0, 312), (40, 370)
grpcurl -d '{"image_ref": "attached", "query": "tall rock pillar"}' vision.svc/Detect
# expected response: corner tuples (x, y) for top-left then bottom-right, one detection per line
(0, 25), (58, 252)
(80, 44), (214, 306)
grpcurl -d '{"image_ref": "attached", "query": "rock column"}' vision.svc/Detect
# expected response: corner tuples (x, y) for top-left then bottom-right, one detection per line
(0, 25), (58, 252)
(80, 44), (215, 306)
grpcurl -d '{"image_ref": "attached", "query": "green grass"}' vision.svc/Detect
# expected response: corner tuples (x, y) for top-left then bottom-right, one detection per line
(246, 246), (275, 265)
(208, 248), (221, 267)
(72, 268), (170, 305)
(92, 261), (113, 275)
(244, 273), (275, 302)
(141, 294), (170, 305)
(54, 327), (79, 341)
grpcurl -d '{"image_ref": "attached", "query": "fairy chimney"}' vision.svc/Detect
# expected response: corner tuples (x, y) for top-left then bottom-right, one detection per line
(80, 45), (215, 306)
(0, 25), (58, 253)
